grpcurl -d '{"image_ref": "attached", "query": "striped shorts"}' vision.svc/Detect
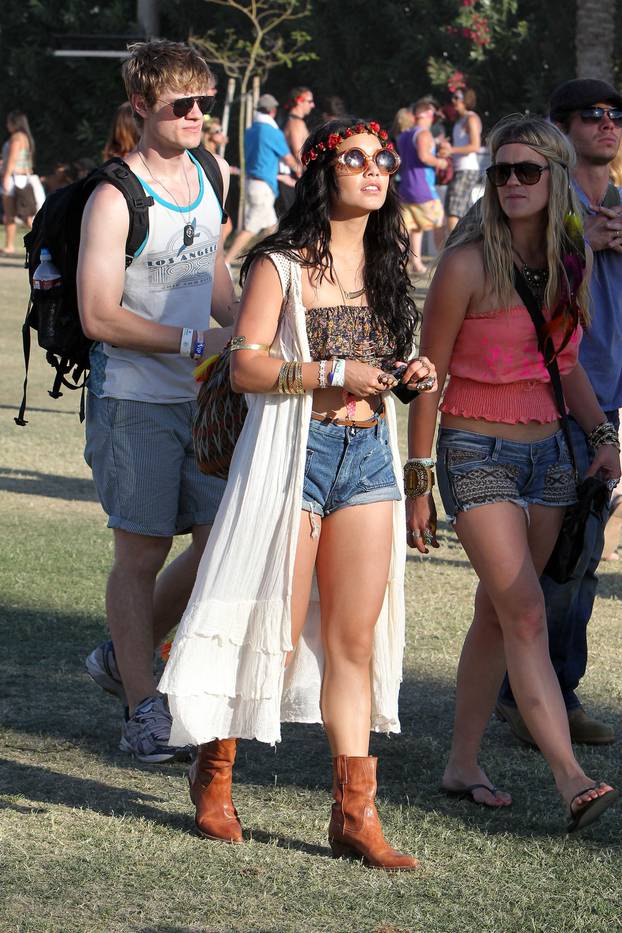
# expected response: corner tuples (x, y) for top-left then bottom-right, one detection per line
(85, 393), (226, 537)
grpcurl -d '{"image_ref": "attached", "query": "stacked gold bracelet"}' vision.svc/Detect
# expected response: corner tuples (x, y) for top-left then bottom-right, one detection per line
(278, 361), (305, 395)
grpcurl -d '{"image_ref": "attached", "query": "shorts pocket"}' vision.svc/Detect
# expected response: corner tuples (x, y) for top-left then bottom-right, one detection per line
(357, 442), (396, 491)
(445, 446), (491, 470)
(304, 448), (315, 479)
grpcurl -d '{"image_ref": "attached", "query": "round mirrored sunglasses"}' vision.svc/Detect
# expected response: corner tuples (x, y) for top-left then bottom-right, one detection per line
(335, 147), (401, 175)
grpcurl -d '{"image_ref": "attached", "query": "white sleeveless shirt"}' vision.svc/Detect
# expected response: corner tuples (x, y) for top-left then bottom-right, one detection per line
(89, 151), (222, 403)
(452, 115), (480, 172)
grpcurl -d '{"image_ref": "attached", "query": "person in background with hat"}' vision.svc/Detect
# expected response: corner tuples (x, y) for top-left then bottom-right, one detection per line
(497, 78), (622, 747)
(225, 93), (300, 266)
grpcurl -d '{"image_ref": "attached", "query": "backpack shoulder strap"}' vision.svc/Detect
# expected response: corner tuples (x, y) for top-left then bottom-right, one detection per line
(188, 147), (228, 223)
(96, 158), (154, 265)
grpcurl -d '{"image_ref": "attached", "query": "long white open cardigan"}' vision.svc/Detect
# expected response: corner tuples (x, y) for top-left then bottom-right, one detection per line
(160, 251), (407, 746)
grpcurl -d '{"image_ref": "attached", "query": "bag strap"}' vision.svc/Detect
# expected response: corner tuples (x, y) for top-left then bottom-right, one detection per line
(188, 147), (228, 224)
(14, 304), (33, 426)
(97, 159), (155, 266)
(513, 266), (578, 477)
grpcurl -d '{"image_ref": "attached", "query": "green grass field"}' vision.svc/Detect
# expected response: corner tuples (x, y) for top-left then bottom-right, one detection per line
(0, 250), (621, 933)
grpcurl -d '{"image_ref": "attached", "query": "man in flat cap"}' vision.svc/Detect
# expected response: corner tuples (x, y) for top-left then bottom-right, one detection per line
(225, 93), (300, 266)
(497, 78), (622, 746)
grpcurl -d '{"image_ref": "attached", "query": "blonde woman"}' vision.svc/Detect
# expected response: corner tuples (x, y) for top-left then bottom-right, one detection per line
(408, 115), (620, 831)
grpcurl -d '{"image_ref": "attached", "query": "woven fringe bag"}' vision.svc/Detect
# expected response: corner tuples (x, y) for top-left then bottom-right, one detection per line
(192, 342), (248, 480)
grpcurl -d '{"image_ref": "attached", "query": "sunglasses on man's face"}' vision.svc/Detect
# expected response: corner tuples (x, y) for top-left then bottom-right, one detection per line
(335, 147), (401, 175)
(486, 161), (549, 187)
(578, 107), (622, 127)
(159, 95), (216, 118)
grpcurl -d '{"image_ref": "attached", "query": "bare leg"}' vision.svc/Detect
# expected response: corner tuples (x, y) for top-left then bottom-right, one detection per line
(107, 529), (172, 713)
(446, 215), (459, 234)
(408, 229), (426, 274)
(224, 229), (255, 266)
(152, 524), (212, 644)
(316, 502), (394, 756)
(2, 195), (16, 252)
(433, 222), (446, 251)
(444, 501), (614, 811)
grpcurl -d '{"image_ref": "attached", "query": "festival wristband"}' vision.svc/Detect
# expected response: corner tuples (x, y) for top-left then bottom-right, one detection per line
(191, 330), (206, 360)
(180, 327), (194, 357)
(329, 358), (346, 387)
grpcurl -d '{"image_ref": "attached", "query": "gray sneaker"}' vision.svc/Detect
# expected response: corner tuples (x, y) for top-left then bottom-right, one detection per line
(85, 640), (126, 704)
(119, 694), (193, 763)
(86, 640), (167, 707)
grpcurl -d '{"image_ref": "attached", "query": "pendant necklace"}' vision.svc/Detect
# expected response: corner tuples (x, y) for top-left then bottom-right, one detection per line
(333, 266), (365, 302)
(513, 246), (549, 303)
(137, 150), (195, 246)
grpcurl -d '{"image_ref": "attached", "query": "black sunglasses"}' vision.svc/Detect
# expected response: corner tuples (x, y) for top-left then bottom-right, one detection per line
(159, 95), (216, 118)
(578, 106), (622, 127)
(486, 161), (550, 187)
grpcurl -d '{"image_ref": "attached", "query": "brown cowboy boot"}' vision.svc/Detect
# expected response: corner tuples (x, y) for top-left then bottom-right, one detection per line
(188, 739), (243, 843)
(328, 755), (420, 870)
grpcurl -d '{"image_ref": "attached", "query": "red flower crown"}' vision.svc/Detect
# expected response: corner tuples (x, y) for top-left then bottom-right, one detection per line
(301, 120), (393, 167)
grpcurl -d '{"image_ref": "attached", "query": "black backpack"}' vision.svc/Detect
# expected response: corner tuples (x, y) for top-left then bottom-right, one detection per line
(16, 147), (225, 425)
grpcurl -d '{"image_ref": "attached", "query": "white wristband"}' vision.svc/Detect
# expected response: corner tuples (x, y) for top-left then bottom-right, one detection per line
(330, 358), (346, 387)
(180, 327), (194, 357)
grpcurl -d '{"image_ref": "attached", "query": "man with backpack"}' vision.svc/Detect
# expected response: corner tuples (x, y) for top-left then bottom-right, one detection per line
(77, 40), (236, 762)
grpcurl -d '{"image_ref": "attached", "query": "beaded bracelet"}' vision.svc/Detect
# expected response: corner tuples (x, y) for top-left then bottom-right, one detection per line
(318, 360), (327, 389)
(588, 421), (621, 452)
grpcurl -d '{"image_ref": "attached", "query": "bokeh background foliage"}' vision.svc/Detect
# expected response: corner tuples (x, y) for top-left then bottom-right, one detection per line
(0, 0), (612, 173)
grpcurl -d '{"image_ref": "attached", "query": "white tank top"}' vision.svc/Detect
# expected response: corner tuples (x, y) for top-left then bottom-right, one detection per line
(452, 116), (480, 172)
(90, 150), (222, 403)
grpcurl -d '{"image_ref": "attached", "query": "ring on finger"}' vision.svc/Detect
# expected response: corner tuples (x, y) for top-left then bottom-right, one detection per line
(408, 529), (421, 539)
(422, 529), (434, 545)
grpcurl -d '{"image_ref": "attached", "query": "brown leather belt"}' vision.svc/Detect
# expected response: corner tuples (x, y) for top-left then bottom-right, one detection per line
(310, 409), (385, 429)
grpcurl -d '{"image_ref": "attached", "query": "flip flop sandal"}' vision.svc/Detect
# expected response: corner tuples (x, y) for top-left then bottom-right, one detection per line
(441, 783), (507, 808)
(567, 784), (619, 833)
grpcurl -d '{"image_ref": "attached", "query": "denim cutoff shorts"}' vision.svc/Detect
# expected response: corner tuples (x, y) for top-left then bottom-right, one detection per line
(302, 412), (401, 518)
(436, 427), (578, 524)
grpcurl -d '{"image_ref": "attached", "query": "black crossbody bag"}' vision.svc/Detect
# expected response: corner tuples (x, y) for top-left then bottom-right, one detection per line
(513, 267), (609, 584)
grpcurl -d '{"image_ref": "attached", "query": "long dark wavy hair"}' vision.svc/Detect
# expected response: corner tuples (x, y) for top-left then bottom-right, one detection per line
(240, 118), (419, 361)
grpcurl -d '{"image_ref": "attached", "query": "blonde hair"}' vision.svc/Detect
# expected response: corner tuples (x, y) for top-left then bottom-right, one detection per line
(392, 107), (413, 137)
(448, 114), (589, 326)
(123, 40), (214, 110)
(609, 145), (622, 187)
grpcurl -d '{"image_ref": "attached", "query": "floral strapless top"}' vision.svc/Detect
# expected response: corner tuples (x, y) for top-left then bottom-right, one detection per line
(305, 305), (398, 367)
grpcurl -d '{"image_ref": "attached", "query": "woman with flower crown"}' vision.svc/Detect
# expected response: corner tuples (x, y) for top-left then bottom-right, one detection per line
(408, 115), (619, 832)
(159, 117), (437, 868)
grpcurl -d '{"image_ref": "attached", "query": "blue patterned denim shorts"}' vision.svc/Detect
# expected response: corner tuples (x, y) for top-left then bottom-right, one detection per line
(436, 427), (577, 524)
(302, 413), (401, 519)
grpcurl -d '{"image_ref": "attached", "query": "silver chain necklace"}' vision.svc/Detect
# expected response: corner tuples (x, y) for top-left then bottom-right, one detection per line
(137, 149), (196, 246)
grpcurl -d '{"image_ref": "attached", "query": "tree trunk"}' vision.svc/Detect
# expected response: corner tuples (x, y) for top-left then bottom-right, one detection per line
(576, 0), (615, 82)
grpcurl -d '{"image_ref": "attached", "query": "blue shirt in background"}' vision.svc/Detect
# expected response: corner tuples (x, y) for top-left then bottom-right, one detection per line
(245, 119), (290, 196)
(574, 182), (622, 411)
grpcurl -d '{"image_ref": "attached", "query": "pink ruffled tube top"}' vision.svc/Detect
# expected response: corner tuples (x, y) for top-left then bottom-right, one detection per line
(440, 305), (582, 425)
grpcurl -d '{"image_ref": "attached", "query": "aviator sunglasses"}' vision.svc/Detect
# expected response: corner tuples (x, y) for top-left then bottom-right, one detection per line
(334, 147), (401, 175)
(486, 161), (549, 187)
(158, 94), (216, 118)
(578, 106), (622, 126)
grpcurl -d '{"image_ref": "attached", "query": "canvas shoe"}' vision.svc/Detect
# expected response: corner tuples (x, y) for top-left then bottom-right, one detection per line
(86, 640), (167, 706)
(119, 693), (193, 764)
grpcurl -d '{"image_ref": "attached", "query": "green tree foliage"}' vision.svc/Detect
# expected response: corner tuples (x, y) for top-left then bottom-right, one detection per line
(2, 0), (622, 173)
(0, 0), (136, 172)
